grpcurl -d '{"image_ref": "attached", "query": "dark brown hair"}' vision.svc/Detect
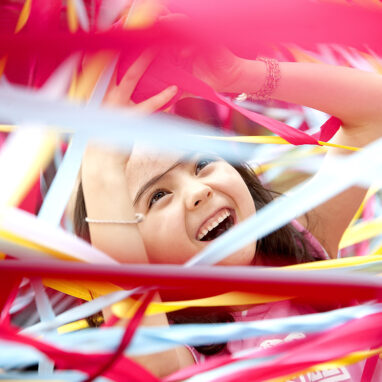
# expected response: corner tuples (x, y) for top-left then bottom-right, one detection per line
(74, 161), (319, 263)
(233, 162), (320, 266)
(73, 160), (320, 354)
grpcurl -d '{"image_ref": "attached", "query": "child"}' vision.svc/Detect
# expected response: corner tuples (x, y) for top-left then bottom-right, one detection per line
(74, 51), (382, 379)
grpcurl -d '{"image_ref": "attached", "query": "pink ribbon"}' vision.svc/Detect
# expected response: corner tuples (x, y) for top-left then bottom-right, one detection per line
(166, 311), (382, 381)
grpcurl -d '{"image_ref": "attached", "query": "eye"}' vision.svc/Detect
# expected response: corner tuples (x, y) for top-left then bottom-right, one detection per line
(149, 190), (169, 208)
(195, 158), (215, 175)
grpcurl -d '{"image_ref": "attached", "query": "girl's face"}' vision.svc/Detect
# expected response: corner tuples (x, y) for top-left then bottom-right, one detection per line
(125, 148), (256, 265)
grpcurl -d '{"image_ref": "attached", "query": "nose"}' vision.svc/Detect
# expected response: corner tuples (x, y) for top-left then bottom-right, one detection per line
(185, 181), (213, 210)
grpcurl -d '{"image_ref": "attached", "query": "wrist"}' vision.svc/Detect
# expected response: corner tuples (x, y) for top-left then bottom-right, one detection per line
(215, 56), (248, 93)
(82, 157), (128, 191)
(83, 170), (128, 197)
(235, 59), (267, 94)
(82, 145), (130, 186)
(217, 58), (265, 94)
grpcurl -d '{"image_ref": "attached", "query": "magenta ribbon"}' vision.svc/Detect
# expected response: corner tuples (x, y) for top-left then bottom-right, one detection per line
(165, 311), (382, 381)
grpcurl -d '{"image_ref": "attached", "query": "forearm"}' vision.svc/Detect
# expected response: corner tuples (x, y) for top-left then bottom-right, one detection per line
(104, 293), (195, 377)
(134, 304), (195, 376)
(236, 60), (382, 129)
(82, 156), (148, 264)
(83, 161), (195, 375)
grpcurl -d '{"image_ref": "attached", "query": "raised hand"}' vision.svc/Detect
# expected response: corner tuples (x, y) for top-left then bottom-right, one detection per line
(80, 51), (178, 262)
(192, 46), (248, 93)
(104, 50), (178, 112)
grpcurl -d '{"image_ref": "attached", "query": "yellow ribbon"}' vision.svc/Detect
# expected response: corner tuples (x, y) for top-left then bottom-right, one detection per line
(0, 55), (7, 79)
(285, 254), (382, 271)
(43, 278), (121, 301)
(0, 228), (80, 262)
(67, 0), (79, 33)
(205, 135), (359, 152)
(58, 318), (89, 334)
(15, 0), (32, 33)
(2, 131), (57, 208)
(348, 186), (379, 228)
(69, 52), (115, 102)
(340, 218), (382, 249)
(0, 124), (14, 133)
(122, 0), (162, 29)
(112, 291), (290, 318)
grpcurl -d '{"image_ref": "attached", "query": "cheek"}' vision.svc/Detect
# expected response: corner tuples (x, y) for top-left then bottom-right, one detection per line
(213, 167), (256, 265)
(138, 211), (195, 264)
(218, 169), (256, 217)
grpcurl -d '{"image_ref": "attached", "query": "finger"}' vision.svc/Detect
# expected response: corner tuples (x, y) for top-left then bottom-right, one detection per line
(135, 85), (178, 114)
(117, 49), (157, 101)
(104, 49), (157, 107)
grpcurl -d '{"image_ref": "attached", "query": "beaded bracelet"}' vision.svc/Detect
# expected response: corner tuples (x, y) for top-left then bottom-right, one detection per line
(85, 213), (145, 224)
(236, 57), (281, 102)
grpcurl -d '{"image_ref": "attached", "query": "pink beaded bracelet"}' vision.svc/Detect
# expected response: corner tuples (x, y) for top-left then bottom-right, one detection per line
(236, 57), (281, 102)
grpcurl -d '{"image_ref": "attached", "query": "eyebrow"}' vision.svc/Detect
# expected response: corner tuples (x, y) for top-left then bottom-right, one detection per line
(133, 154), (192, 207)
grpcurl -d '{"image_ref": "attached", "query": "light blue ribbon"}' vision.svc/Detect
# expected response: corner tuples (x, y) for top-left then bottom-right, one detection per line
(2, 303), (378, 361)
(37, 133), (86, 226)
(23, 289), (139, 335)
(187, 138), (382, 265)
(0, 84), (255, 163)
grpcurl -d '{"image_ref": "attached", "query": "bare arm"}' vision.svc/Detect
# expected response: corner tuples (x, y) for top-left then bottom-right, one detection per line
(235, 61), (382, 129)
(196, 55), (382, 257)
(246, 61), (382, 257)
(80, 53), (194, 376)
(270, 61), (382, 257)
(82, 145), (194, 376)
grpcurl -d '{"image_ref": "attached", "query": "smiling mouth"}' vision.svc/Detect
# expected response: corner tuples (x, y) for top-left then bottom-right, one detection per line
(198, 210), (235, 241)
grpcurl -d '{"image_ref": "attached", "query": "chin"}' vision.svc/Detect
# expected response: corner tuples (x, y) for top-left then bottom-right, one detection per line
(217, 245), (256, 266)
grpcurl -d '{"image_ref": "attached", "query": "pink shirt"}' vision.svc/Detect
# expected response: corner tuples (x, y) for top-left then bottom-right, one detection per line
(189, 223), (381, 381)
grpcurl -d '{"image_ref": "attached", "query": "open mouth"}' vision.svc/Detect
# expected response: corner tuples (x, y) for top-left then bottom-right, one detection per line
(198, 210), (235, 242)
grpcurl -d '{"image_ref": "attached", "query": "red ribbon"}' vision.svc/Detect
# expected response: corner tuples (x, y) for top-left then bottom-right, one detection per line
(86, 290), (156, 382)
(1, 260), (381, 304)
(0, 322), (158, 381)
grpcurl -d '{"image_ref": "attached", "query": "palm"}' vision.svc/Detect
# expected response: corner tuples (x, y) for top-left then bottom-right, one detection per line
(104, 50), (177, 114)
(82, 51), (177, 186)
(193, 47), (244, 93)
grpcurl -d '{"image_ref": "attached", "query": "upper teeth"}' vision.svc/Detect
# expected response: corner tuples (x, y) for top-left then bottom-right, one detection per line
(198, 210), (230, 240)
